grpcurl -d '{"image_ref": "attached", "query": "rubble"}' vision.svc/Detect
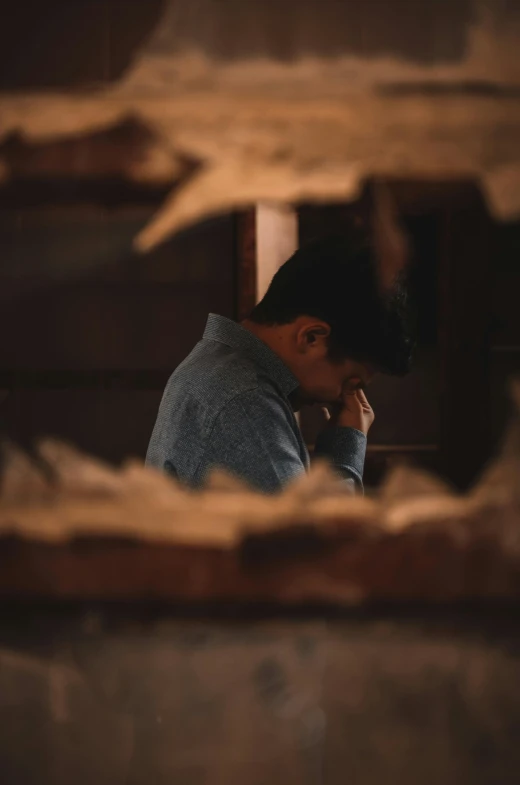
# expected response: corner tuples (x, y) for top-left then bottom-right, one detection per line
(0, 384), (519, 603)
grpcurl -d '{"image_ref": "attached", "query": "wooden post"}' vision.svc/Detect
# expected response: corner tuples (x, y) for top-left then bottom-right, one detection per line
(235, 204), (298, 319)
(438, 184), (494, 488)
(255, 203), (298, 301)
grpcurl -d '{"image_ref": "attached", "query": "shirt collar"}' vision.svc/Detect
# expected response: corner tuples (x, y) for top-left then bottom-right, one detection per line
(202, 314), (299, 398)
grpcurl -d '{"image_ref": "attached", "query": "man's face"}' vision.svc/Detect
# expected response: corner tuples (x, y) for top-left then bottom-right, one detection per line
(290, 318), (377, 405)
(297, 352), (375, 406)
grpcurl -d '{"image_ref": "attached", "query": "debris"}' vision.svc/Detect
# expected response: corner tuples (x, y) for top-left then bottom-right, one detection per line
(2, 0), (520, 253)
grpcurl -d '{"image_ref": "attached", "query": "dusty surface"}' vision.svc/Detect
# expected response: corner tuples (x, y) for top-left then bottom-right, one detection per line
(2, 607), (520, 785)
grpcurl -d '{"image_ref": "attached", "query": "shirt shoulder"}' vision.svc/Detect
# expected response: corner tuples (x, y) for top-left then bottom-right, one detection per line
(170, 339), (284, 407)
(146, 339), (290, 480)
(194, 380), (305, 491)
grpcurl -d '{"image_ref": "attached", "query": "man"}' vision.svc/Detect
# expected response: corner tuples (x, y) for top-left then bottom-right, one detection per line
(146, 234), (412, 493)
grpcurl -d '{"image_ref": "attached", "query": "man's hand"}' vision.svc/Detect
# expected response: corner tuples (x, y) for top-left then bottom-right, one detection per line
(326, 389), (375, 435)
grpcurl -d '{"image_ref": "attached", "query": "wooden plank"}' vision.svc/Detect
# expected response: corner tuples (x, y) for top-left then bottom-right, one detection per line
(0, 284), (230, 369)
(255, 204), (298, 301)
(438, 186), (494, 487)
(0, 370), (171, 390)
(0, 389), (163, 463)
(0, 531), (518, 602)
(235, 210), (257, 321)
(0, 0), (164, 89)
(492, 270), (520, 347)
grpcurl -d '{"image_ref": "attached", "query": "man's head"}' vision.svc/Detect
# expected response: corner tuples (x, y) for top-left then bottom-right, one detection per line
(245, 234), (414, 405)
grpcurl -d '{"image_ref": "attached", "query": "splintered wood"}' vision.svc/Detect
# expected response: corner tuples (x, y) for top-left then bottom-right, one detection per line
(0, 385), (519, 603)
(1, 0), (520, 252)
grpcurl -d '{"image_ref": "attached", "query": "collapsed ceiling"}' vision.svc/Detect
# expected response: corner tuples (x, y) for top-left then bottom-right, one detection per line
(1, 0), (520, 250)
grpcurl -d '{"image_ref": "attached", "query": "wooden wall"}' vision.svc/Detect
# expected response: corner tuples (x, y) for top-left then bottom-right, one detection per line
(0, 0), (240, 465)
(0, 0), (165, 90)
(0, 208), (237, 463)
(489, 223), (520, 450)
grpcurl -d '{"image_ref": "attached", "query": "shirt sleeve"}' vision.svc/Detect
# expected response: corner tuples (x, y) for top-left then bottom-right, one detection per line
(194, 388), (307, 494)
(314, 426), (367, 493)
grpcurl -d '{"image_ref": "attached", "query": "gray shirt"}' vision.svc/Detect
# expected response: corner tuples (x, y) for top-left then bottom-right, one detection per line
(146, 314), (366, 493)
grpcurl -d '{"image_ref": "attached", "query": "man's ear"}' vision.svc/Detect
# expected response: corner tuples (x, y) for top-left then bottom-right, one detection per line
(295, 321), (331, 353)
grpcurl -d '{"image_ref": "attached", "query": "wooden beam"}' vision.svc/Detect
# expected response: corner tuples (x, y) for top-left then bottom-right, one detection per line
(255, 203), (298, 301)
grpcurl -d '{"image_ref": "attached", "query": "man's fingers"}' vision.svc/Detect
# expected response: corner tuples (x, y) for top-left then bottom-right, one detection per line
(343, 390), (361, 409)
(337, 385), (375, 434)
(356, 389), (371, 408)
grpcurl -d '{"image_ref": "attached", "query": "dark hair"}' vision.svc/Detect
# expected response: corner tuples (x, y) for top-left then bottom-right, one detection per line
(249, 234), (414, 375)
